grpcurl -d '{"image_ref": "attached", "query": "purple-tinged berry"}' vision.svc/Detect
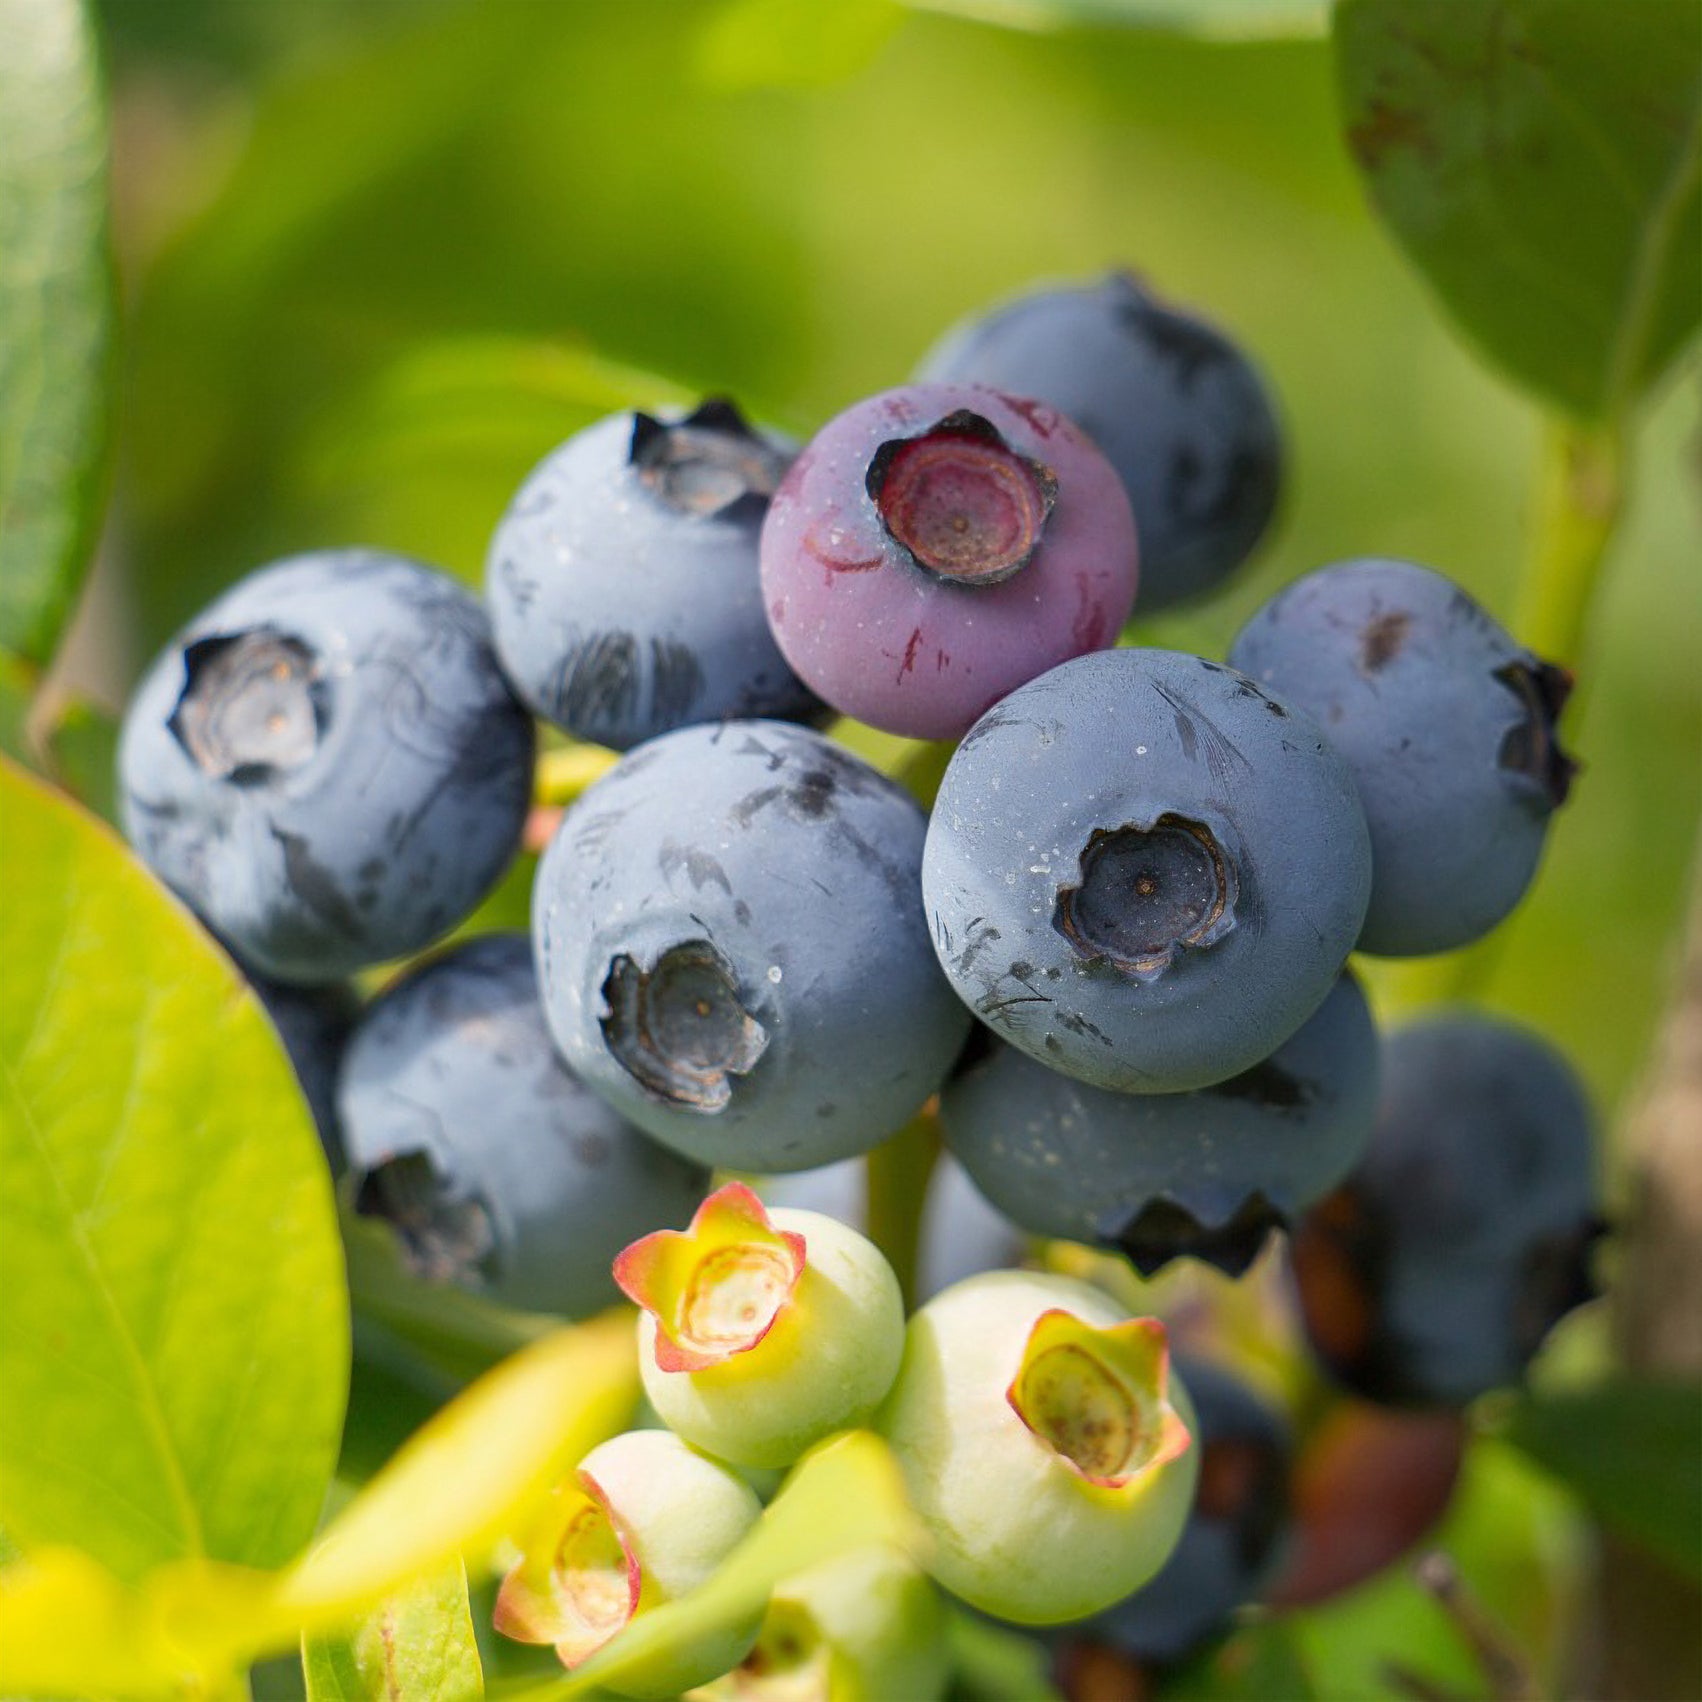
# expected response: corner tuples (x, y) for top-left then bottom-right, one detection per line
(759, 385), (1137, 739)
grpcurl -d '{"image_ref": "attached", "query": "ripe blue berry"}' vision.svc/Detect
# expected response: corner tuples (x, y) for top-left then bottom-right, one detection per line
(340, 934), (708, 1318)
(1229, 558), (1576, 956)
(486, 401), (823, 750)
(917, 272), (1282, 611)
(941, 970), (1379, 1276)
(922, 648), (1372, 1092)
(759, 384), (1137, 739)
(118, 549), (535, 984)
(1292, 1014), (1603, 1406)
(532, 720), (971, 1172)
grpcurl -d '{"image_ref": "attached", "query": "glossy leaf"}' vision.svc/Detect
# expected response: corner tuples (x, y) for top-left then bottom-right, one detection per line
(302, 1558), (484, 1700)
(0, 0), (113, 664)
(1504, 1379), (1702, 1582)
(0, 759), (347, 1581)
(1335, 0), (1702, 421)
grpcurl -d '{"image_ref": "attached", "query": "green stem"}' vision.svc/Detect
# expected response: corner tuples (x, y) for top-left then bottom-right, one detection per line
(533, 743), (618, 807)
(864, 1108), (941, 1312)
(1513, 419), (1627, 670)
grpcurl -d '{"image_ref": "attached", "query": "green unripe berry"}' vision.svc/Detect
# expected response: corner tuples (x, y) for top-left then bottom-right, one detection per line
(876, 1269), (1198, 1624)
(616, 1182), (905, 1468)
(495, 1427), (763, 1696)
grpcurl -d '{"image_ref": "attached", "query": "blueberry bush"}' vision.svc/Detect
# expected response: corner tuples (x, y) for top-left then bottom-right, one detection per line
(1, 1), (1698, 1698)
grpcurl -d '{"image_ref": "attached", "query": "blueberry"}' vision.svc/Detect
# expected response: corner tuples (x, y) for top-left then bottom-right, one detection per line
(922, 648), (1372, 1093)
(759, 383), (1137, 739)
(1229, 558), (1576, 956)
(1291, 1013), (1603, 1407)
(916, 271), (1282, 611)
(250, 974), (359, 1173)
(532, 720), (971, 1172)
(339, 934), (709, 1318)
(1069, 1356), (1290, 1668)
(118, 549), (535, 984)
(758, 1150), (1026, 1300)
(486, 400), (824, 751)
(941, 971), (1379, 1277)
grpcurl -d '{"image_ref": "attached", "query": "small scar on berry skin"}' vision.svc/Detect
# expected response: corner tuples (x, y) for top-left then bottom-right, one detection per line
(1359, 610), (1412, 674)
(601, 940), (768, 1112)
(170, 629), (324, 782)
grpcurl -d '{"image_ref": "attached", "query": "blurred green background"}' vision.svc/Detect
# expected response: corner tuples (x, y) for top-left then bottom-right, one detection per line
(84, 0), (1698, 1128)
(54, 2), (1699, 1692)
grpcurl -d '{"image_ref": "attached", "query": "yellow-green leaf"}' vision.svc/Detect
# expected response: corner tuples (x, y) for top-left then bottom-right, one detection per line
(276, 1313), (638, 1632)
(0, 759), (347, 1581)
(0, 0), (114, 664)
(302, 1558), (484, 1702)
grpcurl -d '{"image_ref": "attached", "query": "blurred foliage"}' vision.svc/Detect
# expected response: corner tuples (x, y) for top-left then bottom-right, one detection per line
(0, 0), (114, 666)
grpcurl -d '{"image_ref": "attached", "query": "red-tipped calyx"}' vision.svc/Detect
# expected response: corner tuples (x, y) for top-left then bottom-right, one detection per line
(494, 1478), (643, 1669)
(614, 1181), (807, 1372)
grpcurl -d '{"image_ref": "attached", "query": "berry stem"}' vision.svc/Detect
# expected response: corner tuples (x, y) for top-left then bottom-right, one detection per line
(864, 1104), (941, 1312)
(1513, 420), (1626, 670)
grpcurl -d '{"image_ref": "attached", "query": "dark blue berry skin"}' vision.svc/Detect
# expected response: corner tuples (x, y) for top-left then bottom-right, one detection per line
(1070, 1357), (1290, 1667)
(118, 550), (535, 985)
(251, 975), (359, 1174)
(941, 971), (1378, 1277)
(339, 934), (709, 1318)
(532, 720), (972, 1173)
(486, 401), (823, 751)
(1229, 559), (1576, 957)
(922, 648), (1372, 1094)
(916, 271), (1282, 612)
(758, 1151), (1026, 1301)
(1292, 1014), (1603, 1408)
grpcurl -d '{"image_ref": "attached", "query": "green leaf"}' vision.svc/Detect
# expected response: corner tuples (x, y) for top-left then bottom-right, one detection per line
(696, 0), (907, 88)
(1334, 0), (1702, 421)
(900, 0), (1325, 37)
(0, 759), (348, 1581)
(0, 0), (114, 665)
(944, 1607), (1063, 1701)
(1502, 1379), (1702, 1582)
(539, 1431), (918, 1700)
(302, 1558), (484, 1701)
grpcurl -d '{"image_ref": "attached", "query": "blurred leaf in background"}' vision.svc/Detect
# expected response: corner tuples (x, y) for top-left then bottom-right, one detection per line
(0, 0), (114, 669)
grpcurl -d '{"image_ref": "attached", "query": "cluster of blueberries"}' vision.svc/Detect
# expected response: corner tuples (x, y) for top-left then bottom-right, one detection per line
(116, 272), (1602, 1690)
